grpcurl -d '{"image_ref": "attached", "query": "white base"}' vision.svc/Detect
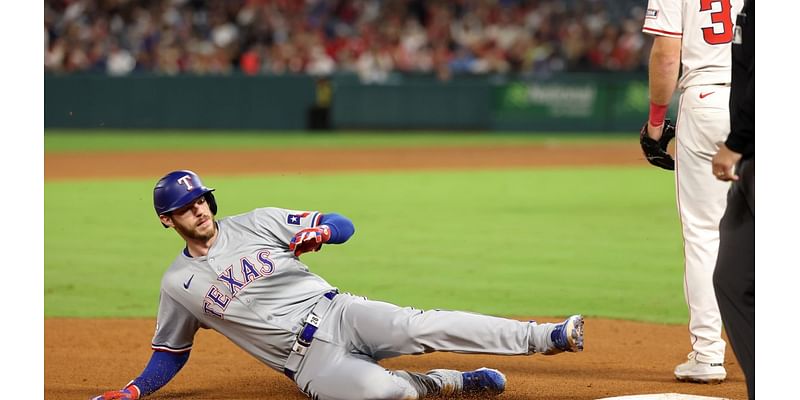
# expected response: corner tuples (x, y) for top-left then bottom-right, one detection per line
(597, 394), (729, 400)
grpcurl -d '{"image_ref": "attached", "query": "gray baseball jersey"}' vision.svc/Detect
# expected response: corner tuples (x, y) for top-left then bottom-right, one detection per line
(150, 206), (573, 399)
(153, 207), (335, 371)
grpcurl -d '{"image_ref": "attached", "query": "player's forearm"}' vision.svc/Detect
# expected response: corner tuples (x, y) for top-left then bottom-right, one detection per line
(129, 350), (190, 397)
(319, 213), (355, 244)
(647, 36), (681, 109)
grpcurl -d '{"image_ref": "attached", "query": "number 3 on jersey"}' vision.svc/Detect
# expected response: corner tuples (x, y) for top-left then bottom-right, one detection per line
(700, 0), (733, 44)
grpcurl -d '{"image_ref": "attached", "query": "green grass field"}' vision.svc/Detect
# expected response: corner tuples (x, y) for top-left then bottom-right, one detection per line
(44, 131), (687, 324)
(44, 129), (631, 152)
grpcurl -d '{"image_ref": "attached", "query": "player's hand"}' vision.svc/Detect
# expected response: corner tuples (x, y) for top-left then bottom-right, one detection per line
(639, 119), (676, 170)
(289, 225), (331, 256)
(711, 143), (742, 181)
(90, 385), (140, 400)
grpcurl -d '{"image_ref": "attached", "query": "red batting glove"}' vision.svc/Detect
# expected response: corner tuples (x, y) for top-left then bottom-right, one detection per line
(289, 225), (331, 256)
(90, 385), (140, 400)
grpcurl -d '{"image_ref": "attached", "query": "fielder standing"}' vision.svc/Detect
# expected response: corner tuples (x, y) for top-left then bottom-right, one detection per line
(91, 170), (584, 400)
(640, 0), (744, 384)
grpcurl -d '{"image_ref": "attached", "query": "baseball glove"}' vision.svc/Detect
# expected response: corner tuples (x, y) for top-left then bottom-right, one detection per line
(639, 119), (676, 171)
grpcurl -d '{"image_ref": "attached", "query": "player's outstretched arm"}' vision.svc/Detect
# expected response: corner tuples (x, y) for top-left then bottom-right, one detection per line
(91, 350), (190, 399)
(289, 213), (355, 256)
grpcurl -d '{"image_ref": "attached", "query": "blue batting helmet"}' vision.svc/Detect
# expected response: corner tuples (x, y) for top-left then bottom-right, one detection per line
(153, 170), (217, 225)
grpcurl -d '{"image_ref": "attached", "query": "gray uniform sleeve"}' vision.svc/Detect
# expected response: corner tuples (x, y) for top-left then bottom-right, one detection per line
(252, 207), (321, 246)
(151, 290), (200, 352)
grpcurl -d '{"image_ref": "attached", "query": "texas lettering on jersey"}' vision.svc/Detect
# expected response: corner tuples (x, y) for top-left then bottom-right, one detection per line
(202, 250), (275, 319)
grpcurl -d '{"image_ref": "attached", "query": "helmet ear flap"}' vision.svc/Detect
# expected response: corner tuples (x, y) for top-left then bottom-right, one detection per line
(205, 192), (218, 215)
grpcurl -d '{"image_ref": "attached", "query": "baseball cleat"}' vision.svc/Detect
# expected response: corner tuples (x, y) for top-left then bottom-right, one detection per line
(427, 367), (506, 397)
(550, 314), (584, 353)
(674, 352), (726, 384)
(462, 367), (506, 396)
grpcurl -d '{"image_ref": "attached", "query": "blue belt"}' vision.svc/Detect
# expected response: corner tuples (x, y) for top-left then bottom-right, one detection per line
(283, 290), (338, 381)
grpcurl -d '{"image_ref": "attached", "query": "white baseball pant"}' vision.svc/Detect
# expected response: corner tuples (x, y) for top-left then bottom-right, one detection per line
(675, 83), (731, 364)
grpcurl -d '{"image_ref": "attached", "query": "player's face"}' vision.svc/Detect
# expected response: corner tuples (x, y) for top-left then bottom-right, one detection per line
(162, 196), (216, 241)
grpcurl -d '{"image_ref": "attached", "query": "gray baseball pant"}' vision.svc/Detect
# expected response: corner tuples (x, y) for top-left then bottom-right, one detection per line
(290, 293), (551, 400)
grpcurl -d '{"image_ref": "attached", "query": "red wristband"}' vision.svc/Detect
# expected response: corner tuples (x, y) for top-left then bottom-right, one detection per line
(649, 101), (669, 127)
(319, 225), (331, 243)
(126, 385), (141, 399)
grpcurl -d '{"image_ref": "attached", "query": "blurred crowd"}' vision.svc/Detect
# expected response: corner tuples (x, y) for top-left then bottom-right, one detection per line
(45, 0), (652, 81)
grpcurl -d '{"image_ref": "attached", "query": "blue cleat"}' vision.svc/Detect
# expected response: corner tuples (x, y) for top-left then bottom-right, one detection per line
(427, 367), (506, 397)
(461, 367), (506, 396)
(550, 314), (584, 353)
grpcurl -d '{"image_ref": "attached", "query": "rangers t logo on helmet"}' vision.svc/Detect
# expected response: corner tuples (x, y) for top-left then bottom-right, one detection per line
(177, 174), (196, 191)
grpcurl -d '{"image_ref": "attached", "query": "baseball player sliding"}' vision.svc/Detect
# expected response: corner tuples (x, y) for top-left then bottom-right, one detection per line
(91, 170), (584, 400)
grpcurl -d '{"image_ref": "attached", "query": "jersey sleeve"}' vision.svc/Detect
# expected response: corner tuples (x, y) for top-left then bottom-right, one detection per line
(252, 207), (322, 246)
(642, 0), (682, 38)
(151, 290), (200, 353)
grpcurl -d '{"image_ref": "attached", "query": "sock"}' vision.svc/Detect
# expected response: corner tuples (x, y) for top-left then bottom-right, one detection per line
(393, 370), (445, 398)
(420, 369), (464, 396)
(527, 321), (557, 354)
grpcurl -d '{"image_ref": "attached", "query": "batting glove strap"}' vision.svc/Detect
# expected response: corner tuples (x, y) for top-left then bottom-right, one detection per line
(92, 385), (140, 400)
(125, 384), (141, 399)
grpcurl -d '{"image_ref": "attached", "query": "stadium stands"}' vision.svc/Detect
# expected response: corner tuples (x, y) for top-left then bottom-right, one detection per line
(45, 0), (651, 80)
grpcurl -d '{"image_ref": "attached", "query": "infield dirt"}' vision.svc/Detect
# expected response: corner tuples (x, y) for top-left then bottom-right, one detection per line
(44, 143), (747, 399)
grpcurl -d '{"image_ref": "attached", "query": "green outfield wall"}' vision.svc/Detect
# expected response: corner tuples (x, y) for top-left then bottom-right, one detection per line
(45, 73), (650, 131)
(45, 74), (316, 129)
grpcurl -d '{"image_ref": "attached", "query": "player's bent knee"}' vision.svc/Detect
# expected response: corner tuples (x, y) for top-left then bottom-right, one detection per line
(354, 371), (420, 400)
(307, 371), (420, 400)
(359, 385), (418, 400)
(362, 371), (420, 400)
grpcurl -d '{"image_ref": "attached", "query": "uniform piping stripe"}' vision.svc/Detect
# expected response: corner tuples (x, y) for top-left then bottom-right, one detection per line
(642, 27), (682, 37)
(151, 344), (192, 353)
(312, 212), (321, 227)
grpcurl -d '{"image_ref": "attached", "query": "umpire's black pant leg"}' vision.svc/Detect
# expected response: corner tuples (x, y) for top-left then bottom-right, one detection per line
(713, 158), (755, 399)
